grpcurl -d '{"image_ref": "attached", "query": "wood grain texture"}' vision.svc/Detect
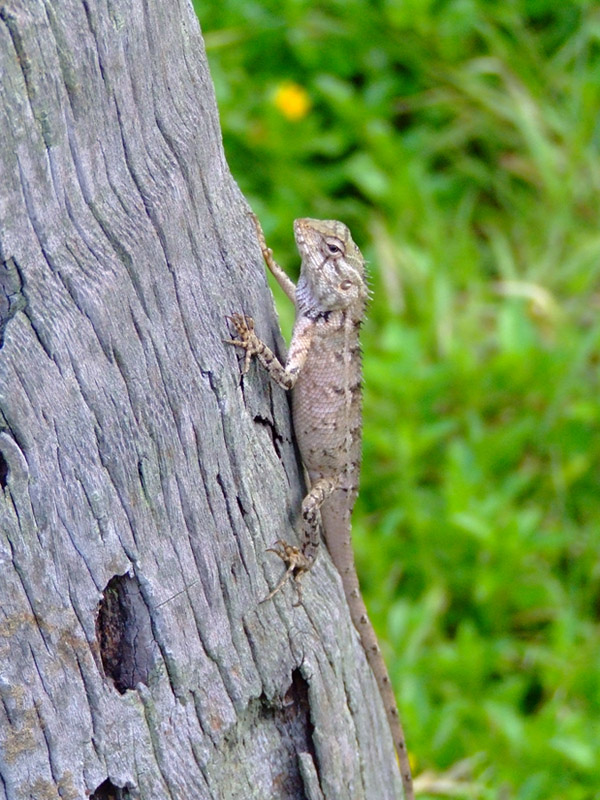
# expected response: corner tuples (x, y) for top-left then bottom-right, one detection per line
(0, 1), (403, 798)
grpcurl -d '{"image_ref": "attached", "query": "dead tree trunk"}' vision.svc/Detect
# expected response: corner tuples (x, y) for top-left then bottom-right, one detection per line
(0, 1), (404, 798)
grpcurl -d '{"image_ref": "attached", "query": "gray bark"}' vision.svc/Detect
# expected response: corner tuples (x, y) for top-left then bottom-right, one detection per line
(0, 1), (403, 798)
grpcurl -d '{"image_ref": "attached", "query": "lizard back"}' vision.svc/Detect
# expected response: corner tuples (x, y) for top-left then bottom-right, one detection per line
(291, 217), (367, 495)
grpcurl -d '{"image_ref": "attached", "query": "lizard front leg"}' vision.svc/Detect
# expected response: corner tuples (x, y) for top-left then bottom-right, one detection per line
(250, 213), (297, 303)
(225, 312), (314, 390)
(224, 313), (295, 388)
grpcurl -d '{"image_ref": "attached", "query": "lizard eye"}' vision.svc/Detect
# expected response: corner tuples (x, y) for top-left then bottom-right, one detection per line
(340, 280), (352, 291)
(326, 241), (342, 255)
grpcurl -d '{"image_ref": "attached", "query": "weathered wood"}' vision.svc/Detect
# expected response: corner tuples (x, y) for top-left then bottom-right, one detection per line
(0, 1), (403, 798)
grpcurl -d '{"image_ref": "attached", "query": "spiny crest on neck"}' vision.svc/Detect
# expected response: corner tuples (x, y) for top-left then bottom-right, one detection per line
(294, 218), (367, 317)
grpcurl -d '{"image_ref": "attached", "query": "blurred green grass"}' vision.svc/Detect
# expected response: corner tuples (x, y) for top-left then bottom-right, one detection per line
(196, 1), (600, 797)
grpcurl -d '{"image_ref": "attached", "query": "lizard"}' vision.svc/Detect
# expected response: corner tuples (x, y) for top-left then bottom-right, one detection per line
(225, 215), (414, 800)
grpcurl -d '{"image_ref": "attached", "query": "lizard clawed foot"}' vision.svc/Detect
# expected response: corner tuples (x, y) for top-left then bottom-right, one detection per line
(260, 540), (312, 606)
(224, 313), (261, 374)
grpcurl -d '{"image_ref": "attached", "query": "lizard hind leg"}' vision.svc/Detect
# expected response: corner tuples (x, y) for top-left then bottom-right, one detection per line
(300, 475), (338, 566)
(261, 476), (338, 605)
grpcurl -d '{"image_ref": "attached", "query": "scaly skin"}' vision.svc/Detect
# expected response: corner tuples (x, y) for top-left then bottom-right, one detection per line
(226, 215), (413, 800)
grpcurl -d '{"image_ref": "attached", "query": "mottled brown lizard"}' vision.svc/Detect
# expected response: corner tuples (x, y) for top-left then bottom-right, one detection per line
(226, 215), (413, 799)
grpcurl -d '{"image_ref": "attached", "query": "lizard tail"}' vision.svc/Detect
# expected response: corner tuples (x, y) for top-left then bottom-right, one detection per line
(321, 512), (414, 800)
(347, 573), (414, 800)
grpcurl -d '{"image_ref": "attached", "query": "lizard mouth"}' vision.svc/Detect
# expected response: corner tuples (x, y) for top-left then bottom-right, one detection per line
(293, 217), (311, 245)
(293, 218), (320, 261)
(293, 218), (311, 232)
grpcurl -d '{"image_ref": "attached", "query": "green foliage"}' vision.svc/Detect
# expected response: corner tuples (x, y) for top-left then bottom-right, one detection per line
(197, 1), (600, 797)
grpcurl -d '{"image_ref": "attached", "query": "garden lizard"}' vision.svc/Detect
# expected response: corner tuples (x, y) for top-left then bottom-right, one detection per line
(226, 215), (413, 800)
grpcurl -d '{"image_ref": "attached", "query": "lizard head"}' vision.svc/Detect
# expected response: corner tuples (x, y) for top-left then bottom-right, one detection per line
(294, 218), (368, 316)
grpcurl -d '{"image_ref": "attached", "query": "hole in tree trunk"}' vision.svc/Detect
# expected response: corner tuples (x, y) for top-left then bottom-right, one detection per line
(95, 573), (157, 694)
(89, 779), (132, 799)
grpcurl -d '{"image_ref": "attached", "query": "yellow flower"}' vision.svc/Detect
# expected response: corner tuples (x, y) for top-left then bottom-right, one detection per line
(273, 82), (311, 121)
